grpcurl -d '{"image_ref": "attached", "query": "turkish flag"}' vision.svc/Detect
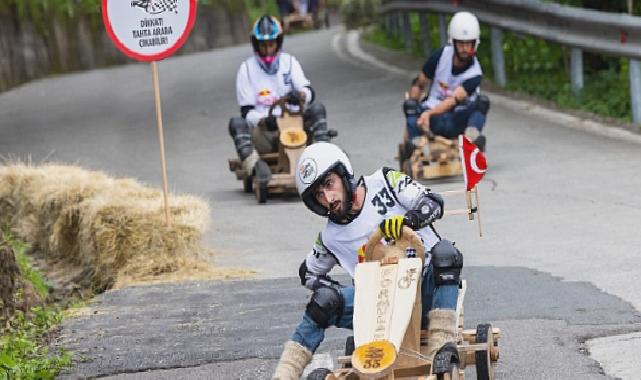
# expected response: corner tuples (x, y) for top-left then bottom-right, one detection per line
(459, 135), (487, 191)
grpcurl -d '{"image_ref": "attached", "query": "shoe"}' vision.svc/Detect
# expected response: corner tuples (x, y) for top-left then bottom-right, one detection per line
(253, 159), (272, 185)
(473, 135), (486, 152)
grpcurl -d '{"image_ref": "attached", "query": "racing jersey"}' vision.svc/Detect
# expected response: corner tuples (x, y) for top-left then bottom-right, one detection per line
(236, 52), (313, 128)
(303, 168), (441, 284)
(423, 45), (482, 110)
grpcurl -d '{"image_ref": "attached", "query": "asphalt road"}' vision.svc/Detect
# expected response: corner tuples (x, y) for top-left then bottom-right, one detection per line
(2, 26), (641, 379)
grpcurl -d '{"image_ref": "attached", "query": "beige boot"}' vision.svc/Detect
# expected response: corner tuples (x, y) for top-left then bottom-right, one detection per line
(241, 149), (260, 177)
(426, 309), (458, 361)
(272, 341), (313, 380)
(464, 126), (480, 141)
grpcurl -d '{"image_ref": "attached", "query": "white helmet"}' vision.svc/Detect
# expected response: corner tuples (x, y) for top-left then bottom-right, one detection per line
(448, 11), (480, 49)
(296, 142), (355, 219)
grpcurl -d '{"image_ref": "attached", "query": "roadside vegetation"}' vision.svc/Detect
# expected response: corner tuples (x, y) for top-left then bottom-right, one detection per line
(345, 0), (640, 126)
(1, 229), (72, 379)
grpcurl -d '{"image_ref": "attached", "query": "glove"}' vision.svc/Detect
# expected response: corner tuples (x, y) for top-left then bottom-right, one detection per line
(286, 90), (303, 105)
(379, 215), (405, 240)
(263, 115), (278, 131)
(404, 193), (445, 229)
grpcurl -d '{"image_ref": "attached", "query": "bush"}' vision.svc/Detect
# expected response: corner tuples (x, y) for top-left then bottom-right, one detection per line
(365, 13), (634, 122)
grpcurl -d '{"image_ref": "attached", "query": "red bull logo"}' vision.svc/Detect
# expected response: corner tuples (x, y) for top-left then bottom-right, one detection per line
(256, 88), (277, 106)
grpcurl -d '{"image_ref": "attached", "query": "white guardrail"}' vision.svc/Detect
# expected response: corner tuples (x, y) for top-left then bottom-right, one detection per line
(379, 0), (641, 124)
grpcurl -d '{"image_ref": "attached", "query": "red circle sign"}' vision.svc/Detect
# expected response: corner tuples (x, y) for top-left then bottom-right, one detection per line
(102, 0), (196, 62)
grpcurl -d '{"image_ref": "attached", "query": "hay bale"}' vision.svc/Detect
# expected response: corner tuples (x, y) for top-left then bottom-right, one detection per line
(0, 163), (217, 292)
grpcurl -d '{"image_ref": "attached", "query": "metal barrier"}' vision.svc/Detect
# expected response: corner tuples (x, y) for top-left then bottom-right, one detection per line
(379, 0), (641, 124)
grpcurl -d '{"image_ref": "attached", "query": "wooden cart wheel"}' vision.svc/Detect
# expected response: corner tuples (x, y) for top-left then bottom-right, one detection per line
(475, 323), (495, 380)
(243, 176), (253, 193)
(254, 182), (268, 203)
(345, 336), (355, 355)
(344, 336), (355, 368)
(306, 367), (332, 380)
(436, 362), (461, 380)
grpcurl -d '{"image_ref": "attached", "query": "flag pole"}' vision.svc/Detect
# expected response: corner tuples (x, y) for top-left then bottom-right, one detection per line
(465, 189), (474, 221)
(151, 61), (171, 227)
(474, 185), (483, 237)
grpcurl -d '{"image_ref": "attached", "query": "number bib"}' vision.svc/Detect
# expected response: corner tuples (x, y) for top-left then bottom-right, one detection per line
(321, 169), (439, 278)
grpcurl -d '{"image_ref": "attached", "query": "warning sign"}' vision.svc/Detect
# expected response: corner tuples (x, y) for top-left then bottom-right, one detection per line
(102, 0), (196, 62)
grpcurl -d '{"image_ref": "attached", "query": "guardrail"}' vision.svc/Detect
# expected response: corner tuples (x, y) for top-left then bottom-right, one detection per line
(379, 0), (641, 124)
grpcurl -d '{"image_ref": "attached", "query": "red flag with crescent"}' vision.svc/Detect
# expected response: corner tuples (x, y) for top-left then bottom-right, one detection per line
(459, 135), (487, 191)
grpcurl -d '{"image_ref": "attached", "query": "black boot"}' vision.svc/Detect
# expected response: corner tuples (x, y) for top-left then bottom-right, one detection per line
(253, 159), (272, 184)
(474, 135), (486, 152)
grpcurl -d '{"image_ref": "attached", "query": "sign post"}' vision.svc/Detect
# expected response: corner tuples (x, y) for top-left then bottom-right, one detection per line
(102, 0), (197, 226)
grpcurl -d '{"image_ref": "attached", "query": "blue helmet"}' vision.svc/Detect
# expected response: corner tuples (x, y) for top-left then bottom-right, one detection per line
(251, 15), (284, 56)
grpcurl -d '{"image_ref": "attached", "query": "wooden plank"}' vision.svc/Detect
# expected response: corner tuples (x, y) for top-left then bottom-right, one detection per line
(455, 280), (467, 334)
(388, 258), (423, 351)
(443, 209), (470, 216)
(353, 261), (385, 347)
(393, 364), (431, 377)
(228, 158), (240, 171)
(267, 174), (295, 188)
(261, 152), (280, 162)
(421, 163), (462, 179)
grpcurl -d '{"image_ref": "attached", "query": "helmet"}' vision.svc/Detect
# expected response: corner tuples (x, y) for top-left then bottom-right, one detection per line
(448, 11), (480, 49)
(251, 15), (284, 57)
(296, 143), (355, 222)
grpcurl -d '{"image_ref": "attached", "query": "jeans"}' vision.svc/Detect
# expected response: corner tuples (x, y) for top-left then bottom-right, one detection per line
(291, 264), (458, 353)
(406, 100), (487, 140)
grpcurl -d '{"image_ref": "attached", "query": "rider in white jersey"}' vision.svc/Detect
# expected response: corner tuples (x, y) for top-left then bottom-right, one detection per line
(228, 15), (332, 184)
(402, 11), (490, 157)
(272, 143), (464, 379)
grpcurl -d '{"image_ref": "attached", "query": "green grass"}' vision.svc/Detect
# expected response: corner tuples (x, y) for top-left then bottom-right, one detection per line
(1, 230), (72, 380)
(0, 308), (72, 380)
(3, 229), (49, 299)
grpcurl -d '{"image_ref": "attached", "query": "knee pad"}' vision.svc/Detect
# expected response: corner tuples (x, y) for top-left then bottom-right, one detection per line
(228, 117), (253, 159)
(403, 99), (421, 117)
(304, 103), (331, 142)
(431, 240), (463, 286)
(228, 117), (249, 137)
(477, 95), (490, 115)
(305, 286), (344, 329)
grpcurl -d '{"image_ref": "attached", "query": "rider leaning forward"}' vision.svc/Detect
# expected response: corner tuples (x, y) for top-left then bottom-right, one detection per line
(403, 11), (490, 159)
(229, 15), (332, 186)
(272, 143), (465, 379)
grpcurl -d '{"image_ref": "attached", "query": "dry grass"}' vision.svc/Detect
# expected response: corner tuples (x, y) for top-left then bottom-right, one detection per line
(0, 163), (252, 292)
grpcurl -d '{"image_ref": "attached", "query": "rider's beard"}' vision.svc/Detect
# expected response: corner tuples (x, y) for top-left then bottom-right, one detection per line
(455, 48), (474, 66)
(329, 189), (350, 221)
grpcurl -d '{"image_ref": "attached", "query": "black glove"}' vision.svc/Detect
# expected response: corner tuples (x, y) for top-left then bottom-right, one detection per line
(263, 115), (278, 131)
(404, 193), (444, 229)
(286, 90), (303, 105)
